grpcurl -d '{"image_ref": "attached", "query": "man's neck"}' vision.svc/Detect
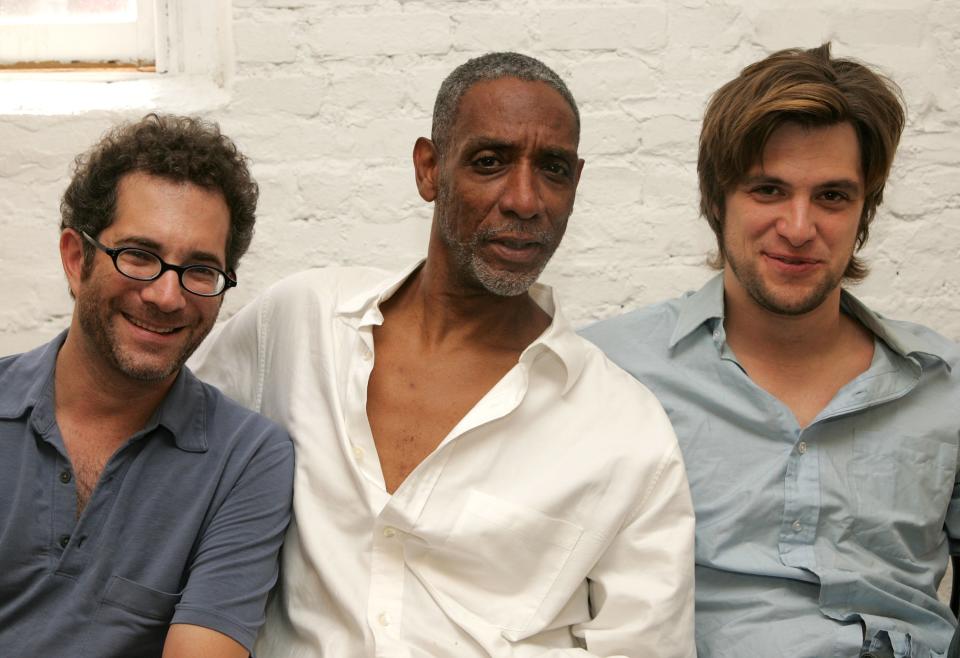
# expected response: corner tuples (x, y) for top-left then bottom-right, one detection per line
(54, 324), (173, 436)
(393, 256), (551, 354)
(722, 269), (856, 365)
(720, 270), (876, 428)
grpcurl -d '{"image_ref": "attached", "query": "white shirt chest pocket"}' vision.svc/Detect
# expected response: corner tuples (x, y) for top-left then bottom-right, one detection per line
(417, 489), (584, 635)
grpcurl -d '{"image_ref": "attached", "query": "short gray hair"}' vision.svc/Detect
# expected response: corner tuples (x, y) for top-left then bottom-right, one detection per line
(431, 52), (580, 154)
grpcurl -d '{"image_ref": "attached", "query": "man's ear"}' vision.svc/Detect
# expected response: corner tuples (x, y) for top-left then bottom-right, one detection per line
(60, 229), (86, 296)
(413, 137), (440, 202)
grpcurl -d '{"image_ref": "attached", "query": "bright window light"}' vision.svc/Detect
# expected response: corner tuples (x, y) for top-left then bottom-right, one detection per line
(0, 0), (154, 68)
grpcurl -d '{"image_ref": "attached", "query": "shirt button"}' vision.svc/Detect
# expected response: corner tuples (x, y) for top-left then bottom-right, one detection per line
(362, 349), (373, 361)
(383, 526), (397, 538)
(797, 441), (807, 455)
(791, 520), (802, 532)
(59, 534), (71, 548)
(378, 612), (391, 626)
(352, 445), (364, 461)
(59, 470), (72, 484)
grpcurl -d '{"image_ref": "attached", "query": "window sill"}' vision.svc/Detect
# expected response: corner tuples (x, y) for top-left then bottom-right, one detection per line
(0, 71), (229, 115)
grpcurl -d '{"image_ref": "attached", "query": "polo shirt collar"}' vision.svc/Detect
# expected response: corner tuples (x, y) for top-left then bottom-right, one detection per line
(0, 329), (208, 451)
(153, 366), (209, 452)
(668, 273), (951, 371)
(334, 260), (586, 394)
(0, 331), (65, 420)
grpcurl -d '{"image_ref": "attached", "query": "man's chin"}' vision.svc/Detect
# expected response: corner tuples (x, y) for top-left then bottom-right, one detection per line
(471, 261), (544, 297)
(750, 283), (835, 316)
(107, 334), (198, 382)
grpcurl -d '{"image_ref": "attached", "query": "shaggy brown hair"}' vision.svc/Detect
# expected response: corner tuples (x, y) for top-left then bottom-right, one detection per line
(698, 43), (905, 280)
(60, 113), (258, 274)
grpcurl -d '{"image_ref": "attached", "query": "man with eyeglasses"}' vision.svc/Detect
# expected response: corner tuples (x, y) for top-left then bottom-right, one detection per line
(0, 114), (294, 658)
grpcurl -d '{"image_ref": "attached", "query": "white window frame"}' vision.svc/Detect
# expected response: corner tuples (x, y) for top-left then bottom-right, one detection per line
(0, 0), (234, 115)
(0, 0), (156, 68)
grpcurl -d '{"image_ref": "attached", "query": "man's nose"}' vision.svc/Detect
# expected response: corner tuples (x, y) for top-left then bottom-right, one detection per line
(140, 270), (187, 312)
(776, 198), (817, 247)
(499, 164), (544, 220)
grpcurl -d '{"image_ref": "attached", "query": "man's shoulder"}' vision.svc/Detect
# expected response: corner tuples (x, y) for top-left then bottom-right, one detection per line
(181, 367), (293, 454)
(249, 264), (396, 321)
(876, 312), (960, 370)
(0, 338), (59, 415)
(578, 294), (689, 371)
(270, 264), (393, 300)
(582, 297), (684, 344)
(575, 336), (674, 417)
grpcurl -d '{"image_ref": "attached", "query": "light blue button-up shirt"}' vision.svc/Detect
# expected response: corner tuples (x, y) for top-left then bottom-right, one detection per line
(582, 274), (960, 658)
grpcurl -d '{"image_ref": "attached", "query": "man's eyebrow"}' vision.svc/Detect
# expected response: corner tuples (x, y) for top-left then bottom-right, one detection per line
(739, 174), (786, 187)
(815, 179), (863, 193)
(460, 137), (513, 153)
(115, 235), (225, 267)
(739, 174), (862, 192)
(541, 147), (579, 163)
(459, 137), (578, 162)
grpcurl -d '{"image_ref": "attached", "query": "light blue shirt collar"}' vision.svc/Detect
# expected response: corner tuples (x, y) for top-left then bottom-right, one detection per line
(668, 273), (952, 371)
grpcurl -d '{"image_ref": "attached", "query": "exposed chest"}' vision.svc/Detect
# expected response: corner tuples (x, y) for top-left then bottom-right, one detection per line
(58, 420), (128, 517)
(366, 347), (518, 494)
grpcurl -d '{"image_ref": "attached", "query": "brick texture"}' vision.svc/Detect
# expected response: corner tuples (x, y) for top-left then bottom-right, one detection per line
(1, 1), (959, 356)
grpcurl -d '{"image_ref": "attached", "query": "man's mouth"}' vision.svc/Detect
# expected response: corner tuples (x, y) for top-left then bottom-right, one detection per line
(124, 313), (182, 335)
(767, 253), (818, 266)
(492, 237), (543, 249)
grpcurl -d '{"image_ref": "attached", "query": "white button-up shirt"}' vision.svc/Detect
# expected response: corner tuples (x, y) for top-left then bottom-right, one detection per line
(190, 264), (695, 658)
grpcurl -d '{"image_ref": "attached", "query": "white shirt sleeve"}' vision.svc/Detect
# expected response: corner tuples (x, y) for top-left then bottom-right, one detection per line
(189, 290), (267, 412)
(572, 442), (696, 658)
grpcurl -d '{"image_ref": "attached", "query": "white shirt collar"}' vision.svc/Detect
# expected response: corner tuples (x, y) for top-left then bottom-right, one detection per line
(334, 260), (586, 394)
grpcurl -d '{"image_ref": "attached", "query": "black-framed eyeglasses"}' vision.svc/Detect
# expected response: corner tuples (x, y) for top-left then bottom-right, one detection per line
(81, 231), (236, 297)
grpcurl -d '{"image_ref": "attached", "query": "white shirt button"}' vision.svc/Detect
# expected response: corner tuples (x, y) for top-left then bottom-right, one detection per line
(792, 520), (802, 532)
(797, 441), (807, 455)
(362, 348), (373, 361)
(383, 526), (397, 538)
(352, 445), (364, 461)
(378, 612), (391, 626)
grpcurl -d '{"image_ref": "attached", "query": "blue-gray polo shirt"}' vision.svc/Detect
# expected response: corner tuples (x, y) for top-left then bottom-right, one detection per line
(0, 331), (294, 657)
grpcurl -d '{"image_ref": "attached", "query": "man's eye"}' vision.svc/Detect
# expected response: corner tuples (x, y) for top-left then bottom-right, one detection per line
(820, 190), (849, 203)
(121, 249), (157, 265)
(473, 155), (500, 168)
(751, 185), (781, 196)
(543, 161), (570, 178)
(185, 266), (219, 283)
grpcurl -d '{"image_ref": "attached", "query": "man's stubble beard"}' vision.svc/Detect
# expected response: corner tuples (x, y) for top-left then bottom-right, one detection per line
(435, 180), (558, 297)
(75, 273), (215, 382)
(725, 246), (847, 316)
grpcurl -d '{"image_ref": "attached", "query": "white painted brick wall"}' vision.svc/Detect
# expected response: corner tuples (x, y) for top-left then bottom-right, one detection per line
(2, 0), (959, 356)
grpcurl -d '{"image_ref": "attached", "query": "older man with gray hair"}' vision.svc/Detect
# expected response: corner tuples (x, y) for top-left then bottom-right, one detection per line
(191, 52), (694, 657)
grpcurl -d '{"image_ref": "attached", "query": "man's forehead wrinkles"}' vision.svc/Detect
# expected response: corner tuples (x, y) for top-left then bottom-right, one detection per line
(458, 134), (578, 158)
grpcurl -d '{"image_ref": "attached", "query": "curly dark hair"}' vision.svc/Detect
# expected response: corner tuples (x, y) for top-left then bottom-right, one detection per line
(60, 113), (258, 274)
